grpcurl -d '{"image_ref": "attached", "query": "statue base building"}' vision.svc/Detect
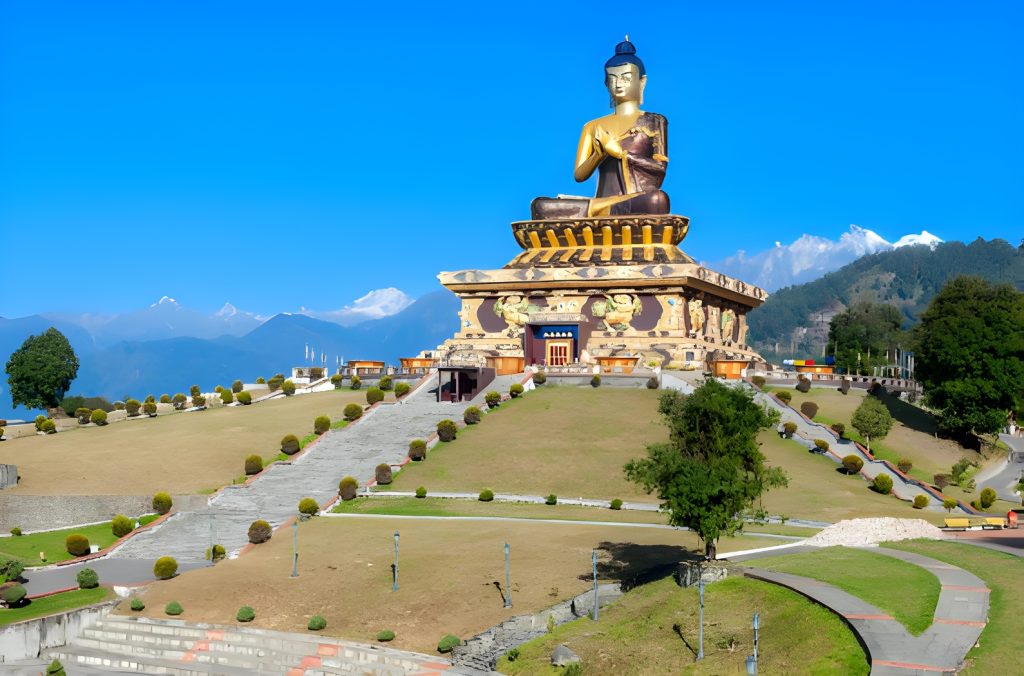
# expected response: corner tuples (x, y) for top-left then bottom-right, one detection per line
(436, 215), (768, 375)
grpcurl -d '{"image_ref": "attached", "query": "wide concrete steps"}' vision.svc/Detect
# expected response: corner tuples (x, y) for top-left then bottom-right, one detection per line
(47, 616), (452, 675)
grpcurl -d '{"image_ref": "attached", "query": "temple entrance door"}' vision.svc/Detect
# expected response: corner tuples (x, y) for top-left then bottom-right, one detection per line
(546, 340), (572, 366)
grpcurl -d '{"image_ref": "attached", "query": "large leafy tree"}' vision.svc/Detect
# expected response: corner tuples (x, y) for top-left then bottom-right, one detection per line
(625, 380), (786, 559)
(5, 327), (80, 410)
(850, 395), (893, 454)
(913, 276), (1024, 440)
(828, 301), (905, 375)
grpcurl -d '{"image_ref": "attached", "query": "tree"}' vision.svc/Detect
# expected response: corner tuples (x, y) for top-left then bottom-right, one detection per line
(624, 380), (786, 559)
(5, 328), (79, 410)
(828, 302), (905, 375)
(912, 276), (1024, 440)
(850, 395), (893, 454)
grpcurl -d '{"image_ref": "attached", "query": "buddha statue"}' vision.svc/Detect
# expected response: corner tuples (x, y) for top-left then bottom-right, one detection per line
(531, 39), (670, 220)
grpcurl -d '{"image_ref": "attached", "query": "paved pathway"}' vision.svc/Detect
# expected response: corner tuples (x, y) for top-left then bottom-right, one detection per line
(744, 547), (988, 675)
(973, 433), (1024, 502)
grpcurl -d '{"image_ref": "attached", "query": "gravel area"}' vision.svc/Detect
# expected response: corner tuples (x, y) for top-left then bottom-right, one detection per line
(806, 517), (943, 547)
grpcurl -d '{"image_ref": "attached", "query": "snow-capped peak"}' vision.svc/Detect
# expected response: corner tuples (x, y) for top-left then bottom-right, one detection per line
(151, 296), (179, 308)
(893, 230), (943, 249)
(216, 302), (238, 318)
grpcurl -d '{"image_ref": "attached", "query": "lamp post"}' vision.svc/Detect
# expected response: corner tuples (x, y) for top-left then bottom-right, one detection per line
(592, 550), (599, 621)
(392, 530), (400, 591)
(697, 567), (705, 661)
(746, 611), (760, 674)
(291, 520), (299, 577)
(503, 542), (512, 608)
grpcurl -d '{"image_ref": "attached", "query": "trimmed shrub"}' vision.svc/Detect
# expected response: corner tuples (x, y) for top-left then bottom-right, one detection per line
(479, 488), (494, 502)
(298, 497), (319, 516)
(152, 492), (173, 515)
(231, 380), (243, 394)
(220, 390), (234, 405)
(113, 401), (125, 410)
(934, 474), (951, 489)
(75, 407), (92, 424)
(281, 380), (296, 396)
(830, 422), (846, 438)
(172, 393), (188, 410)
(378, 375), (393, 391)
(872, 473), (893, 494)
(813, 438), (830, 453)
(437, 419), (458, 442)
(10, 527), (21, 536)
(394, 382), (411, 398)
(409, 439), (427, 461)
(533, 371), (547, 385)
(366, 387), (384, 405)
(795, 377), (811, 393)
(980, 487), (997, 509)
(143, 401), (157, 416)
(776, 391), (792, 404)
(545, 494), (557, 505)
(205, 544), (226, 561)
(256, 376), (266, 384)
(799, 401), (818, 419)
(244, 455), (263, 475)
(897, 458), (913, 473)
(751, 375), (766, 389)
(782, 422), (797, 438)
(125, 399), (141, 417)
(913, 494), (929, 509)
(375, 463), (392, 485)
(214, 386), (223, 394)
(485, 391), (501, 408)
(308, 615), (327, 631)
(281, 434), (300, 455)
(41, 419), (57, 434)
(236, 391), (252, 405)
(153, 556), (178, 579)
(646, 376), (659, 389)
(193, 394), (206, 408)
(130, 597), (145, 611)
(0, 426), (4, 440)
(190, 385), (201, 398)
(236, 606), (255, 622)
(0, 557), (23, 583)
(349, 376), (362, 390)
(2, 583), (27, 606)
(415, 486), (427, 499)
(338, 476), (358, 501)
(591, 374), (601, 388)
(66, 534), (90, 556)
(159, 394), (171, 404)
(314, 415), (331, 435)
(46, 660), (66, 676)
(91, 409), (108, 425)
(165, 601), (183, 616)
(377, 629), (395, 642)
(268, 374), (284, 391)
(330, 374), (344, 389)
(942, 497), (958, 512)
(463, 406), (482, 425)
(842, 455), (864, 475)
(144, 394), (155, 404)
(248, 520), (272, 544)
(610, 498), (623, 510)
(34, 414), (47, 431)
(509, 383), (524, 398)
(437, 634), (460, 653)
(344, 403), (363, 422)
(76, 568), (99, 589)
(111, 515), (134, 538)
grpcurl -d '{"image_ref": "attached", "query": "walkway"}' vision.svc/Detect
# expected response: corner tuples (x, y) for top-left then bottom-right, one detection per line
(744, 547), (988, 675)
(972, 433), (1024, 502)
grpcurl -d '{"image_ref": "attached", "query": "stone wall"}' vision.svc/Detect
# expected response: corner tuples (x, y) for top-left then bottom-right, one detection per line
(0, 599), (118, 662)
(0, 465), (16, 489)
(0, 494), (208, 532)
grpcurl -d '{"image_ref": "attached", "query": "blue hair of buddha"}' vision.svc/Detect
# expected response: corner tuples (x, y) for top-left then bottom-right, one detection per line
(605, 39), (645, 77)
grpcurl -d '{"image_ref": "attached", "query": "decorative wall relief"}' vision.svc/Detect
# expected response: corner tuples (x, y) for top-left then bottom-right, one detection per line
(591, 294), (643, 331)
(721, 308), (736, 343)
(493, 295), (541, 336)
(688, 296), (705, 336)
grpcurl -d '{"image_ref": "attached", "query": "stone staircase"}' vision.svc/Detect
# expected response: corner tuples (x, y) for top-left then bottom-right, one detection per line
(46, 616), (455, 675)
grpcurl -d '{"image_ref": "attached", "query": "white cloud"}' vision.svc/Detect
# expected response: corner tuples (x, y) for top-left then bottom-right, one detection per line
(299, 288), (414, 326)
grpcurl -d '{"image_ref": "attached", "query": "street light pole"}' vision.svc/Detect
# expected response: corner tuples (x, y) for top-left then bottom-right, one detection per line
(393, 531), (400, 591)
(291, 520), (298, 577)
(503, 542), (512, 608)
(592, 549), (599, 621)
(697, 569), (705, 661)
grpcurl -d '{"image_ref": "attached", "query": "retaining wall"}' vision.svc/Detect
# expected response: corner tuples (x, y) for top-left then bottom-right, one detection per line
(0, 599), (118, 662)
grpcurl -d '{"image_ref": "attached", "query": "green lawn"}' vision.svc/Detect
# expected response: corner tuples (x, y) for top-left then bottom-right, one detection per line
(497, 575), (868, 675)
(331, 496), (668, 524)
(752, 547), (940, 635)
(0, 587), (113, 626)
(0, 520), (137, 566)
(885, 540), (1022, 675)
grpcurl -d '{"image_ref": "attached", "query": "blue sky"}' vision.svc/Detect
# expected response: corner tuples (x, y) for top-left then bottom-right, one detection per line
(1, 1), (1020, 318)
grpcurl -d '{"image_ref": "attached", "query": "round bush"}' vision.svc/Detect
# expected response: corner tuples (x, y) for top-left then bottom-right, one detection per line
(609, 498), (623, 510)
(281, 434), (300, 455)
(344, 403), (363, 422)
(268, 375), (284, 391)
(799, 401), (818, 419)
(751, 375), (766, 389)
(165, 601), (183, 616)
(842, 455), (864, 475)
(409, 439), (427, 461)
(484, 391), (501, 408)
(509, 383), (524, 398)
(111, 515), (134, 538)
(152, 492), (173, 515)
(248, 520), (272, 544)
(236, 391), (252, 405)
(437, 419), (458, 442)
(646, 376), (659, 389)
(66, 534), (90, 556)
(0, 426), (4, 440)
(776, 391), (792, 404)
(130, 597), (145, 611)
(256, 376), (265, 384)
(159, 394), (171, 404)
(813, 438), (830, 453)
(194, 394), (206, 407)
(298, 497), (319, 516)
(190, 385), (201, 398)
(153, 556), (178, 579)
(366, 387), (384, 405)
(394, 382), (411, 398)
(330, 374), (343, 389)
(532, 371), (547, 385)
(2, 583), (27, 606)
(220, 390), (234, 405)
(437, 634), (460, 653)
(90, 409), (108, 425)
(378, 375), (393, 391)
(10, 527), (22, 536)
(236, 606), (255, 622)
(144, 394), (155, 404)
(897, 458), (913, 473)
(782, 422), (797, 437)
(463, 406), (482, 425)
(314, 415), (331, 435)
(244, 454), (263, 476)
(377, 629), (395, 641)
(375, 463), (393, 485)
(214, 386), (223, 394)
(282, 380), (296, 396)
(114, 401), (126, 410)
(415, 486), (427, 499)
(545, 494), (557, 505)
(231, 380), (243, 394)
(172, 393), (187, 410)
(143, 401), (157, 416)
(831, 422), (846, 438)
(338, 476), (358, 501)
(479, 488), (494, 502)
(308, 615), (327, 631)
(34, 414), (47, 431)
(913, 494), (929, 509)
(125, 399), (141, 417)
(980, 487), (997, 509)
(795, 377), (811, 393)
(349, 376), (362, 390)
(76, 568), (99, 589)
(75, 407), (92, 424)
(205, 544), (226, 561)
(590, 374), (601, 388)
(872, 473), (894, 494)
(942, 497), (958, 511)
(41, 419), (57, 434)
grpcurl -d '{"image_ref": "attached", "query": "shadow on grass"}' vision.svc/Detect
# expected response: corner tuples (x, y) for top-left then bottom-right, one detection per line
(877, 391), (939, 436)
(582, 541), (701, 591)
